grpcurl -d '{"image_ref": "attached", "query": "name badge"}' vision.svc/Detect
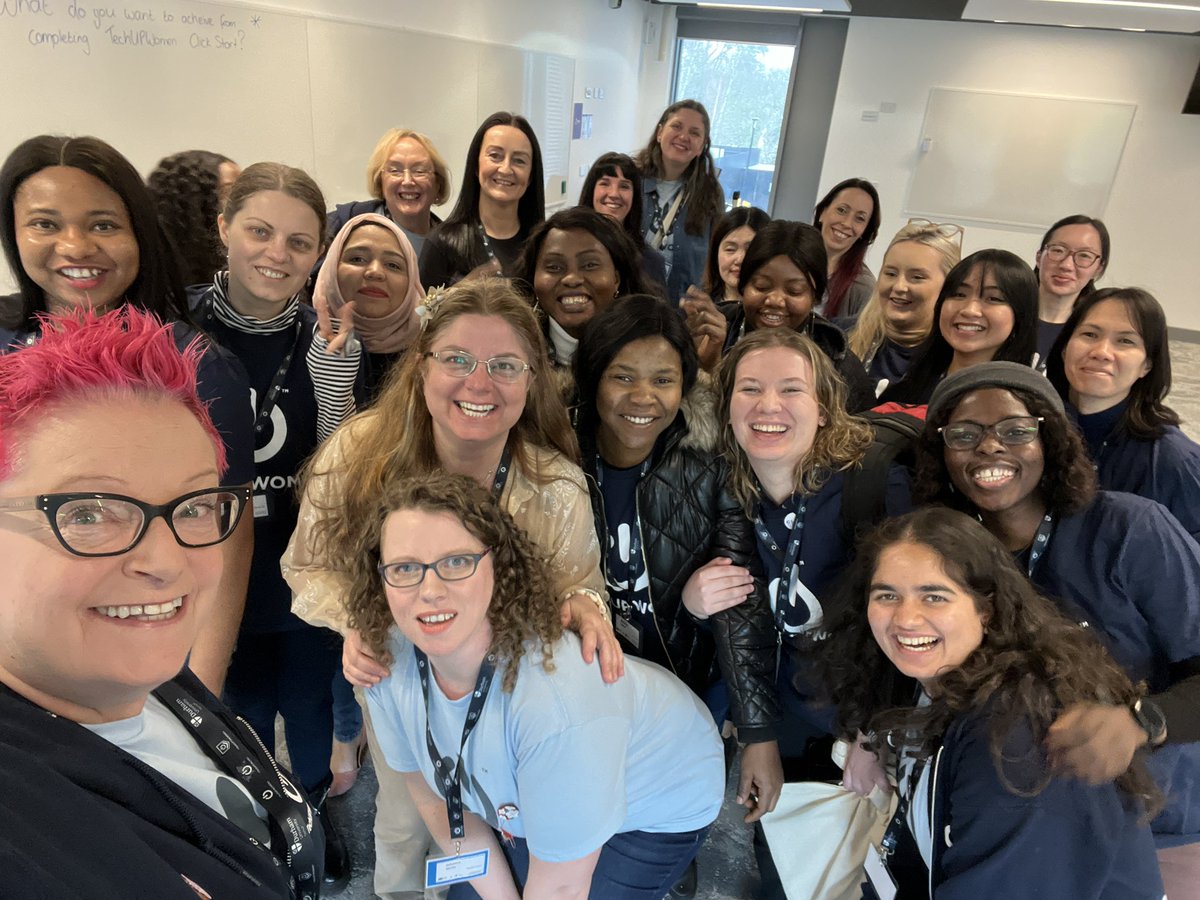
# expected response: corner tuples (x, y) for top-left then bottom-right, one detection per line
(253, 493), (270, 519)
(613, 614), (642, 651)
(863, 847), (898, 900)
(425, 849), (489, 888)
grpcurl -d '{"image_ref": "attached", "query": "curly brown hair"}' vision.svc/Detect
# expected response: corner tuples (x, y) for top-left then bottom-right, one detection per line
(914, 385), (1097, 516)
(338, 473), (563, 693)
(817, 507), (1161, 814)
(715, 328), (873, 514)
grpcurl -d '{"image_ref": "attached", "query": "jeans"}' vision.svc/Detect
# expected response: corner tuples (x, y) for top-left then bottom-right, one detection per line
(223, 625), (341, 795)
(331, 668), (363, 743)
(448, 827), (709, 899)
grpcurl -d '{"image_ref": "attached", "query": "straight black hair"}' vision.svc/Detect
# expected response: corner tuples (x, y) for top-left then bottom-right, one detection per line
(703, 206), (770, 298)
(737, 219), (828, 304)
(578, 152), (645, 250)
(1046, 286), (1178, 440)
(1035, 214), (1110, 299)
(881, 249), (1038, 405)
(0, 135), (190, 328)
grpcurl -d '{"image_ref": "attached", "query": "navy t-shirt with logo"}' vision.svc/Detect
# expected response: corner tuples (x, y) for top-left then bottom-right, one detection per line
(598, 460), (661, 663)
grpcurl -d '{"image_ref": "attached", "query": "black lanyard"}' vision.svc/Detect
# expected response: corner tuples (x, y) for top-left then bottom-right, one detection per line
(880, 754), (927, 858)
(414, 648), (496, 845)
(202, 296), (304, 437)
(1026, 512), (1054, 578)
(155, 679), (321, 899)
(491, 445), (512, 499)
(754, 495), (807, 633)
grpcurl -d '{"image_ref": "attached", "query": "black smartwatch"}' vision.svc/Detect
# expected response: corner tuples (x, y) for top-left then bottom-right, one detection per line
(1132, 697), (1168, 746)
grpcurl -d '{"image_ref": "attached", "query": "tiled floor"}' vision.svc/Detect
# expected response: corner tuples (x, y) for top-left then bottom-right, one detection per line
(315, 337), (1200, 900)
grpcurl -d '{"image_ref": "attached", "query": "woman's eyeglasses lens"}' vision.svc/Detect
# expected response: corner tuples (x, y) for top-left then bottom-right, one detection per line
(939, 417), (1042, 450)
(379, 550), (491, 588)
(425, 351), (530, 384)
(55, 489), (244, 555)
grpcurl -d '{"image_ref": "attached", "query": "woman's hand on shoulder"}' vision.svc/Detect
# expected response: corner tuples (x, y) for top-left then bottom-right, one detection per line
(342, 627), (391, 687)
(561, 591), (625, 684)
(681, 557), (754, 620)
(1046, 702), (1147, 784)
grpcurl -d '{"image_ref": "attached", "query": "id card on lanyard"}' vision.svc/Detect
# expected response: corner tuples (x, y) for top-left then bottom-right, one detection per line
(415, 647), (496, 889)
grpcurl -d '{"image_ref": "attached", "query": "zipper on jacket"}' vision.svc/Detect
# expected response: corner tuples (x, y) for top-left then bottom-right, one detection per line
(633, 486), (678, 676)
(928, 742), (946, 898)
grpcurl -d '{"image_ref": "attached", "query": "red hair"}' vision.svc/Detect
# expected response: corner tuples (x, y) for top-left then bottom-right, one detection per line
(0, 306), (226, 478)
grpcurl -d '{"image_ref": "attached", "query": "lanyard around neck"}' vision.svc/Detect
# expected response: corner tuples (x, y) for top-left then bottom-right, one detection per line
(1025, 512), (1054, 578)
(155, 679), (321, 898)
(414, 648), (496, 845)
(754, 495), (807, 633)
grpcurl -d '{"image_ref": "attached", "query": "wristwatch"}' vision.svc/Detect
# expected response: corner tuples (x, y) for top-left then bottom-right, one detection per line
(1132, 697), (1167, 746)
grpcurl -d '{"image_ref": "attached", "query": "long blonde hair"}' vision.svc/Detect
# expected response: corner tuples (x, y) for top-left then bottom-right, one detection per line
(301, 279), (579, 575)
(716, 329), (873, 513)
(847, 222), (962, 362)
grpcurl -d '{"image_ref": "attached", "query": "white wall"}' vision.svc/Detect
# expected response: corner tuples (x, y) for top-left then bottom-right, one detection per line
(221, 0), (666, 206)
(820, 18), (1200, 329)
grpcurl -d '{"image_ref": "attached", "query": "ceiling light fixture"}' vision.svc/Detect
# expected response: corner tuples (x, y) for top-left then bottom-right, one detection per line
(695, 2), (823, 10)
(1033, 0), (1200, 11)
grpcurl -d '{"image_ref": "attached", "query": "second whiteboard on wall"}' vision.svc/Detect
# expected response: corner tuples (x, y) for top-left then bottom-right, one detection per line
(904, 87), (1136, 229)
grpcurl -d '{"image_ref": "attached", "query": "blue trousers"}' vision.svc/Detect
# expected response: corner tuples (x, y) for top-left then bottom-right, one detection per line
(222, 625), (341, 795)
(448, 827), (709, 899)
(331, 669), (363, 743)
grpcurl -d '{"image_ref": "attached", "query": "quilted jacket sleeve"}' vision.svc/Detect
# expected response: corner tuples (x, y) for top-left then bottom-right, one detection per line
(710, 463), (782, 742)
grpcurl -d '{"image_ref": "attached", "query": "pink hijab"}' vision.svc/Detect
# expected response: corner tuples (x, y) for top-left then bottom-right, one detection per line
(314, 213), (423, 354)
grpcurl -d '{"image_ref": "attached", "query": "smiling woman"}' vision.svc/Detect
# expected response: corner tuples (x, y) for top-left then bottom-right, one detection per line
(188, 161), (363, 892)
(1045, 288), (1200, 541)
(812, 177), (881, 321)
(313, 212), (423, 401)
(880, 248), (1038, 408)
(0, 306), (320, 898)
(915, 362), (1200, 888)
(570, 297), (783, 851)
(512, 207), (647, 367)
(419, 112), (546, 289)
(0, 134), (255, 697)
(817, 506), (1162, 898)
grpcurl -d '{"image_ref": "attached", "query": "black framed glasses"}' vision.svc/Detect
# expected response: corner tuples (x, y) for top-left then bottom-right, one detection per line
(424, 350), (532, 384)
(1042, 243), (1102, 268)
(378, 548), (492, 588)
(0, 487), (251, 558)
(939, 417), (1044, 451)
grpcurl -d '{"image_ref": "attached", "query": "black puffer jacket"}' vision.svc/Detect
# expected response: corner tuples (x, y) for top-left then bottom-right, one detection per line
(718, 303), (877, 413)
(579, 379), (781, 742)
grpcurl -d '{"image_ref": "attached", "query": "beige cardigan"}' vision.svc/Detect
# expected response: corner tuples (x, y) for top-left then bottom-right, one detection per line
(282, 414), (605, 634)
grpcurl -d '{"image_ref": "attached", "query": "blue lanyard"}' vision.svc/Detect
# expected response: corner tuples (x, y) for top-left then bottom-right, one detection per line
(491, 445), (512, 499)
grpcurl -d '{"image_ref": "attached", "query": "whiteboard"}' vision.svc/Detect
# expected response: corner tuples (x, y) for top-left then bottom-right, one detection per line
(904, 88), (1136, 229)
(0, 0), (574, 217)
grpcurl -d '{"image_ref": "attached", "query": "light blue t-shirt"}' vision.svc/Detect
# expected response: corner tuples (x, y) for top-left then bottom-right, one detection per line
(366, 631), (724, 863)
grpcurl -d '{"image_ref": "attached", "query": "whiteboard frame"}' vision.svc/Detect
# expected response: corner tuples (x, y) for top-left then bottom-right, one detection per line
(902, 86), (1136, 231)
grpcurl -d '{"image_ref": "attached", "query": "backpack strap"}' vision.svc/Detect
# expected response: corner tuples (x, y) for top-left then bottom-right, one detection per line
(840, 410), (924, 544)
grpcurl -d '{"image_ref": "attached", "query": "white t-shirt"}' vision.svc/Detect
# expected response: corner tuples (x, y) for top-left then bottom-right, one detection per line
(85, 695), (270, 844)
(367, 631), (724, 863)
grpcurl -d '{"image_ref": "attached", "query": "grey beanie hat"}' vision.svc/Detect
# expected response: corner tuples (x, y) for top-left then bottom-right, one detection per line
(926, 361), (1063, 423)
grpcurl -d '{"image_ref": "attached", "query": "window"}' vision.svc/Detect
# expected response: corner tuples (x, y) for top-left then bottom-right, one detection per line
(672, 38), (795, 212)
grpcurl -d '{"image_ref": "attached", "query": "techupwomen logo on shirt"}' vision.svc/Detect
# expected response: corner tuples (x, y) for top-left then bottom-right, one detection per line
(249, 386), (288, 464)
